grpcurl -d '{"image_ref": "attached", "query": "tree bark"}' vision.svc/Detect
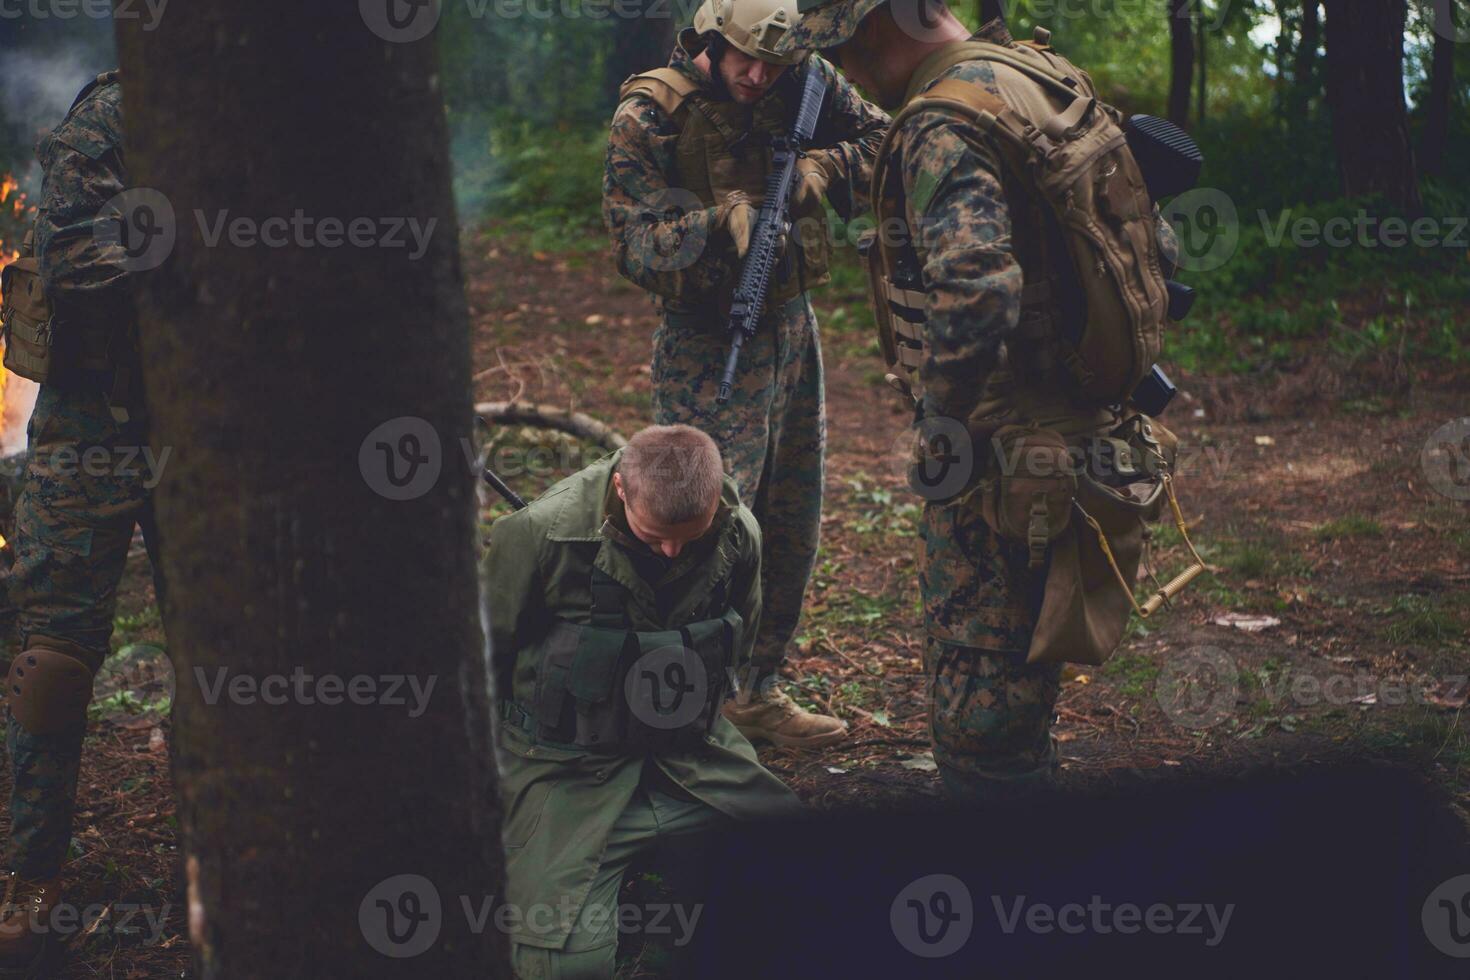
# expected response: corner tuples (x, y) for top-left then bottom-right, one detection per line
(605, 0), (679, 95)
(1420, 24), (1455, 177)
(1322, 0), (1422, 210)
(1168, 0), (1196, 125)
(115, 4), (510, 977)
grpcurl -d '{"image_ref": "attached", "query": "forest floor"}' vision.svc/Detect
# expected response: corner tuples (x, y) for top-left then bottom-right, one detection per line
(2, 223), (1466, 978)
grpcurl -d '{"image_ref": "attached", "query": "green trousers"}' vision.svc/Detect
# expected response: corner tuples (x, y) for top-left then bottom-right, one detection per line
(510, 784), (722, 980)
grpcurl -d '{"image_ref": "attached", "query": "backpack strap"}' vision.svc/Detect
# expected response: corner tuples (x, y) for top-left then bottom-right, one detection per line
(618, 68), (700, 119)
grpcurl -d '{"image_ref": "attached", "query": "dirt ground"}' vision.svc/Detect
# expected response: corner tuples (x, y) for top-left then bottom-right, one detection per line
(3, 223), (1466, 977)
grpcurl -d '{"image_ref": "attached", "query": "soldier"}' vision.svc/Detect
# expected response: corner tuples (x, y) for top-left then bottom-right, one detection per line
(0, 70), (164, 973)
(602, 0), (889, 749)
(485, 424), (799, 979)
(775, 1), (1173, 799)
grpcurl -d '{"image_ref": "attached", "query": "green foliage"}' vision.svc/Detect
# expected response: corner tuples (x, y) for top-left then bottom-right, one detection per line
(1381, 594), (1461, 646)
(1313, 516), (1384, 541)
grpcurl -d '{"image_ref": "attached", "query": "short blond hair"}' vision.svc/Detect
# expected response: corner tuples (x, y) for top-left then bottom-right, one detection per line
(619, 425), (725, 524)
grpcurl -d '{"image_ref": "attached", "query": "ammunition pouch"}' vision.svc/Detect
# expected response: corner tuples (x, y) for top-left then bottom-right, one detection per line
(5, 638), (96, 736)
(979, 425), (1076, 570)
(1, 229), (117, 385)
(529, 611), (741, 753)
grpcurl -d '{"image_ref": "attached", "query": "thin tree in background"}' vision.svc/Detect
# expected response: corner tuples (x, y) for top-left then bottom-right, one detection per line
(1291, 0), (1322, 119)
(1169, 0), (1196, 125)
(1419, 13), (1456, 177)
(115, 1), (510, 976)
(606, 0), (679, 94)
(1195, 2), (1208, 123)
(1322, 0), (1423, 210)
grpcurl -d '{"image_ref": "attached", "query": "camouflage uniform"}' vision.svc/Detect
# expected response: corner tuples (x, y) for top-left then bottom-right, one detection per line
(3, 72), (161, 879)
(603, 41), (887, 679)
(776, 13), (1067, 798)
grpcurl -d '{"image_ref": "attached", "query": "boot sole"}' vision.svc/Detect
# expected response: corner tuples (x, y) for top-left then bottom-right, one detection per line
(738, 726), (848, 750)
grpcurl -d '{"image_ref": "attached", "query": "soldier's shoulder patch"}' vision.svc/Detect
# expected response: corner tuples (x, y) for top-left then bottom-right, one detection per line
(50, 88), (123, 161)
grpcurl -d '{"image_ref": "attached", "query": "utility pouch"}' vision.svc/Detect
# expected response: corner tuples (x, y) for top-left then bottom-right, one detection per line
(623, 609), (740, 752)
(1, 231), (55, 384)
(981, 425), (1077, 569)
(533, 621), (632, 750)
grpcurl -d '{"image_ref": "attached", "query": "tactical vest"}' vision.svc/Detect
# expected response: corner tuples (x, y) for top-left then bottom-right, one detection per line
(619, 68), (831, 313)
(1, 72), (129, 389)
(506, 566), (743, 753)
(868, 33), (1165, 438)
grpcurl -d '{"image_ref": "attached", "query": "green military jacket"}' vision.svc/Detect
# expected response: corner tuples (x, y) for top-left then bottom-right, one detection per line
(482, 450), (800, 950)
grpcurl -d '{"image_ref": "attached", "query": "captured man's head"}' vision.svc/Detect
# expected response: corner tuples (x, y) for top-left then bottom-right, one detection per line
(612, 425), (726, 558)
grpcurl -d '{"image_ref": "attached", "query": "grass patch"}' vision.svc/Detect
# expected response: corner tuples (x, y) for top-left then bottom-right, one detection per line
(1100, 653), (1162, 699)
(1313, 515), (1384, 540)
(1381, 594), (1462, 646)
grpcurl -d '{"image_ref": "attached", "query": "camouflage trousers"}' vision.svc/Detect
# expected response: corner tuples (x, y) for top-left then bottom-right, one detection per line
(5, 384), (160, 877)
(919, 496), (1061, 799)
(650, 294), (824, 679)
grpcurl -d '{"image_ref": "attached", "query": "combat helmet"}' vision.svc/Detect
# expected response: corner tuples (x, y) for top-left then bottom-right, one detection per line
(690, 0), (807, 65)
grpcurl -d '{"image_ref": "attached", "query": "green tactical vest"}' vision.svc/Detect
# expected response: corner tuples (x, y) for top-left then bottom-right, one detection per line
(506, 565), (743, 754)
(619, 67), (831, 313)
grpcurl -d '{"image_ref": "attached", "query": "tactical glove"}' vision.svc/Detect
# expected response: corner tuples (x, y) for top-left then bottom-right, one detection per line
(719, 190), (756, 259)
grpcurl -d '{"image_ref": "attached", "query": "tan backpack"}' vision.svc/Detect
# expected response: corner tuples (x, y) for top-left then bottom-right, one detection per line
(871, 36), (1169, 407)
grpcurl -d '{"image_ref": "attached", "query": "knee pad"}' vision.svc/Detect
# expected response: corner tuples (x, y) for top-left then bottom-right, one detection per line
(6, 638), (95, 736)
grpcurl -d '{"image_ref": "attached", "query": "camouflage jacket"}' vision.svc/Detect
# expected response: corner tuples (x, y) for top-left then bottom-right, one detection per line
(888, 20), (1024, 425)
(35, 71), (131, 329)
(602, 43), (887, 315)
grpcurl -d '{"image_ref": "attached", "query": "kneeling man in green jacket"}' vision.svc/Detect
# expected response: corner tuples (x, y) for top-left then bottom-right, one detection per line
(483, 423), (801, 979)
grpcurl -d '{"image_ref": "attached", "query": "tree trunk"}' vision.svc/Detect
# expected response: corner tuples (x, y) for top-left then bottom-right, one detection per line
(979, 0), (1008, 24)
(115, 4), (510, 977)
(1168, 0), (1196, 125)
(1420, 25), (1455, 177)
(605, 1), (678, 95)
(1322, 0), (1422, 210)
(1195, 7), (1207, 124)
(1291, 0), (1321, 118)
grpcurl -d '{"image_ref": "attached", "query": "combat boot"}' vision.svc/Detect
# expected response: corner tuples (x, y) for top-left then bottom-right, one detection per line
(722, 686), (847, 749)
(0, 870), (60, 978)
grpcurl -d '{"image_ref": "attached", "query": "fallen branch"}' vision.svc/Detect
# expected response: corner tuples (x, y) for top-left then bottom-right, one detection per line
(474, 401), (627, 450)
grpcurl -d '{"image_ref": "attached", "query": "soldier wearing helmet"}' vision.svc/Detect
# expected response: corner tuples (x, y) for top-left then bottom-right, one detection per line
(602, 0), (889, 750)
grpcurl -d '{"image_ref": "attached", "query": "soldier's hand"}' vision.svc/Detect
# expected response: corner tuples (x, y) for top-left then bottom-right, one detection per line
(720, 191), (756, 259)
(794, 154), (831, 214)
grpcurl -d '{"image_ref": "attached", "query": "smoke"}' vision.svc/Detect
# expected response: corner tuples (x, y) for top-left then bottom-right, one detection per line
(0, 25), (116, 192)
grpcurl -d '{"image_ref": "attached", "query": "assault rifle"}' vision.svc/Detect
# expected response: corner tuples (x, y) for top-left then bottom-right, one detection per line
(475, 416), (528, 510)
(716, 66), (829, 405)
